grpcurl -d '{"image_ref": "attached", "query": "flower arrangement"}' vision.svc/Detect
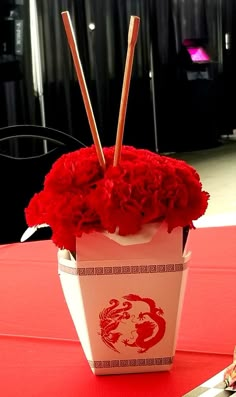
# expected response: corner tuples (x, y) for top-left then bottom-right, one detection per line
(24, 14), (209, 254)
(25, 144), (210, 252)
(22, 13), (211, 377)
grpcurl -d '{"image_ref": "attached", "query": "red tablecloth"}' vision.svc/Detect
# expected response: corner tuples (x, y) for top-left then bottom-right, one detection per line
(0, 226), (235, 396)
(0, 336), (232, 397)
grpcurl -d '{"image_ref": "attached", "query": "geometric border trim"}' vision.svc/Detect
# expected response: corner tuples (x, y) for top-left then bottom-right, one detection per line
(59, 263), (184, 276)
(88, 356), (173, 369)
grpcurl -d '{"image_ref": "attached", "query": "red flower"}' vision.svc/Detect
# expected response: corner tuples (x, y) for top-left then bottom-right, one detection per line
(25, 145), (210, 251)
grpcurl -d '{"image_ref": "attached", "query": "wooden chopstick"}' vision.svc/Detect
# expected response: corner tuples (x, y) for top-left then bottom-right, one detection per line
(61, 11), (106, 169)
(113, 16), (140, 166)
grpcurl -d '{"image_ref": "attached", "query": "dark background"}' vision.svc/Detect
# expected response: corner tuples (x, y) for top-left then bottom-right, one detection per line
(0, 0), (236, 154)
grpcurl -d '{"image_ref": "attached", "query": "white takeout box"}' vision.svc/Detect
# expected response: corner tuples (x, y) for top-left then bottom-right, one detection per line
(58, 222), (191, 375)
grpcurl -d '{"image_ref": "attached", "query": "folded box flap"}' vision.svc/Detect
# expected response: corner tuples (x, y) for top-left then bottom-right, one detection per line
(76, 223), (184, 264)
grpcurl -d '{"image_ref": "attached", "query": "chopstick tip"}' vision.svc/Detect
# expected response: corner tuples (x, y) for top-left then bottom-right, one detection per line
(128, 16), (140, 45)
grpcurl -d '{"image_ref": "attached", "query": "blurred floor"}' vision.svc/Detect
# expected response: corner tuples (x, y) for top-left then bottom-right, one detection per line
(170, 135), (236, 228)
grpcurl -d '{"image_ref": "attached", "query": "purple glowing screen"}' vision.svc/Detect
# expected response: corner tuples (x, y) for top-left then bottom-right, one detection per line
(187, 47), (210, 62)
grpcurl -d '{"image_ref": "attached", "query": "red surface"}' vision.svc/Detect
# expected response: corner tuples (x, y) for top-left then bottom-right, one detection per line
(0, 226), (236, 396)
(0, 240), (76, 339)
(178, 225), (236, 355)
(0, 336), (232, 397)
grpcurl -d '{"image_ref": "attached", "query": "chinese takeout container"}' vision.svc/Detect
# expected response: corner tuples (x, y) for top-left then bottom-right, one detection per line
(58, 222), (190, 375)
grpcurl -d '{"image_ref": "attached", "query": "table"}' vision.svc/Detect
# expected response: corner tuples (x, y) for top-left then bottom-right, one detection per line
(0, 336), (232, 397)
(0, 227), (235, 396)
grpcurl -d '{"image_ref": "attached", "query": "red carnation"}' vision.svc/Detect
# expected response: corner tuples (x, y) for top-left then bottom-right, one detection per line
(25, 145), (210, 251)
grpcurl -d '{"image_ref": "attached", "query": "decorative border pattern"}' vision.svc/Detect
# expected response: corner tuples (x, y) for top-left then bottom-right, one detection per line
(59, 263), (184, 276)
(88, 356), (173, 369)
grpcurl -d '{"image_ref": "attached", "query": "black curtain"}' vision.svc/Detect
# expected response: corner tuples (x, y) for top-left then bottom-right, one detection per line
(34, 0), (178, 151)
(221, 0), (236, 136)
(34, 0), (156, 150)
(0, 0), (36, 127)
(152, 0), (228, 152)
(1, 0), (236, 153)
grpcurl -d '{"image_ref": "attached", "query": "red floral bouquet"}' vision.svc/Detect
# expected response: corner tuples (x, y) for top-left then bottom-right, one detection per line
(25, 145), (210, 252)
